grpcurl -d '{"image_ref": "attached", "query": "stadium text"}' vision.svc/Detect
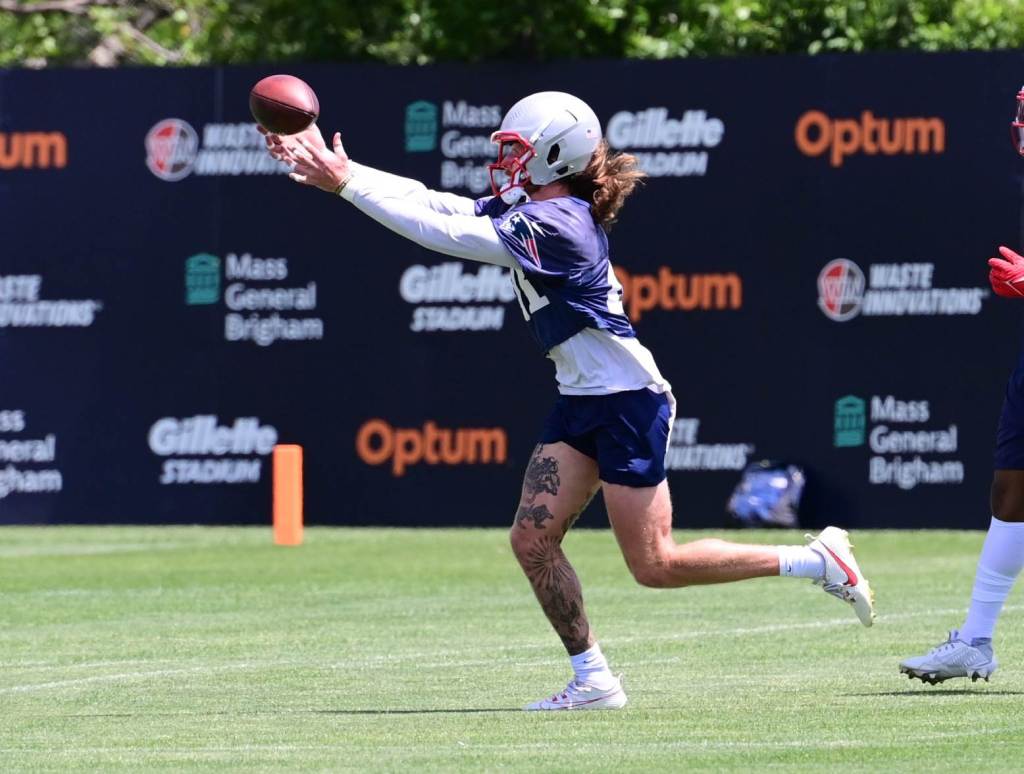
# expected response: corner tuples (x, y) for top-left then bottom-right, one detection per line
(149, 416), (277, 456)
(400, 263), (514, 332)
(606, 108), (724, 177)
(148, 415), (277, 486)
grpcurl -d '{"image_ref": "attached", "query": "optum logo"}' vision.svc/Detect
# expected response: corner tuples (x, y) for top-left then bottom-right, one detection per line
(795, 110), (945, 167)
(0, 132), (67, 170)
(356, 419), (507, 476)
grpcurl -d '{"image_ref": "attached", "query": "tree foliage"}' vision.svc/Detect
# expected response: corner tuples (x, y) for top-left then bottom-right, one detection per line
(2, 0), (1024, 68)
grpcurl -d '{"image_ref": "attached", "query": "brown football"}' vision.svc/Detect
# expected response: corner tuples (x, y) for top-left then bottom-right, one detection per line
(249, 74), (320, 135)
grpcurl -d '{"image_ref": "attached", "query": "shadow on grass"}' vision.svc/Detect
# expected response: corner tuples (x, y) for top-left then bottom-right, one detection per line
(314, 708), (522, 715)
(845, 689), (1024, 697)
(50, 708), (523, 718)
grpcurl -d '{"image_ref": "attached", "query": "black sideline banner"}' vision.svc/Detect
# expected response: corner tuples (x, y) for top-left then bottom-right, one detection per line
(2, 51), (1023, 529)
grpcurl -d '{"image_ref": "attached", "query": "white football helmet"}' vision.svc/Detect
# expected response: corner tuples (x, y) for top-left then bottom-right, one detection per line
(489, 91), (602, 204)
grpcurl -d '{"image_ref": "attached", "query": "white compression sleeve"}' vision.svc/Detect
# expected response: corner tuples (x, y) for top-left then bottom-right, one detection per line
(340, 174), (514, 267)
(348, 162), (478, 216)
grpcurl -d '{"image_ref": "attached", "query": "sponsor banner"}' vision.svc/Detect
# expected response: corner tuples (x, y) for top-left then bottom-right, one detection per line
(0, 410), (62, 500)
(817, 260), (989, 322)
(614, 266), (742, 322)
(666, 417), (755, 472)
(185, 252), (324, 345)
(405, 100), (503, 194)
(0, 275), (102, 328)
(146, 119), (290, 181)
(399, 262), (516, 332)
(796, 110), (945, 167)
(0, 132), (67, 170)
(355, 419), (508, 476)
(606, 107), (725, 177)
(833, 395), (964, 491)
(0, 52), (1018, 528)
(148, 415), (278, 485)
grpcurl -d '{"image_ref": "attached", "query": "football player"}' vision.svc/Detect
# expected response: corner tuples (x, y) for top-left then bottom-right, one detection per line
(262, 91), (875, 710)
(899, 87), (1024, 684)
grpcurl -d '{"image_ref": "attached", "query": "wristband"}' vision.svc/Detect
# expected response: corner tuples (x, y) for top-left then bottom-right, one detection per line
(334, 172), (354, 196)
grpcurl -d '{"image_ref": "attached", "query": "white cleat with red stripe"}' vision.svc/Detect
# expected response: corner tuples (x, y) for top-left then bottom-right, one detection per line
(807, 526), (876, 627)
(525, 675), (627, 711)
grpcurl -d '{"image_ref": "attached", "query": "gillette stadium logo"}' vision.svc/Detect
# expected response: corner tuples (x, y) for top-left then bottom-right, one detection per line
(606, 107), (724, 177)
(146, 119), (290, 181)
(399, 262), (516, 332)
(148, 415), (278, 485)
(817, 259), (988, 322)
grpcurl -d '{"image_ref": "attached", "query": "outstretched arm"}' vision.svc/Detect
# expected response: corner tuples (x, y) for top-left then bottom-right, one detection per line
(348, 162), (478, 217)
(261, 124), (478, 216)
(341, 178), (513, 267)
(263, 125), (510, 265)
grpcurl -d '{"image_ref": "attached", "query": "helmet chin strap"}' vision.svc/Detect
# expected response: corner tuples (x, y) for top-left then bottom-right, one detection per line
(499, 168), (530, 204)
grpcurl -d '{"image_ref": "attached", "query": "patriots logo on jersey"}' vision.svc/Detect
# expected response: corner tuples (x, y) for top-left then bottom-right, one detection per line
(499, 211), (551, 267)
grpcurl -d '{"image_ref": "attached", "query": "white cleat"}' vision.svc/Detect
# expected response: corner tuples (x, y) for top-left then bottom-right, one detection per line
(806, 526), (876, 626)
(899, 631), (998, 685)
(525, 675), (627, 711)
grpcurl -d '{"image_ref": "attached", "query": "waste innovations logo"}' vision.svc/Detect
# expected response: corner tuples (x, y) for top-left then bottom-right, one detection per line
(832, 394), (963, 490)
(665, 416), (755, 472)
(184, 252), (323, 345)
(606, 107), (725, 177)
(0, 274), (103, 328)
(614, 266), (742, 322)
(399, 262), (516, 332)
(0, 409), (62, 500)
(403, 99), (503, 194)
(405, 101), (438, 152)
(146, 119), (290, 181)
(817, 259), (988, 322)
(356, 418), (508, 476)
(0, 131), (67, 170)
(148, 415), (278, 485)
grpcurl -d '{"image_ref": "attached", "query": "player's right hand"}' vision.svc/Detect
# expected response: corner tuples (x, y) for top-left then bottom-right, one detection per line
(988, 246), (1024, 298)
(257, 123), (327, 165)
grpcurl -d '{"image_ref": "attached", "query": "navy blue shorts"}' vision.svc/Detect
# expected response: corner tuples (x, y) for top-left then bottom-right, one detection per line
(539, 388), (675, 487)
(995, 356), (1024, 469)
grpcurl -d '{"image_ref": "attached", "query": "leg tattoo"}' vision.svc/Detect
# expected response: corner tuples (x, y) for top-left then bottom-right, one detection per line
(516, 445), (562, 530)
(524, 444), (561, 500)
(521, 535), (592, 653)
(515, 503), (555, 530)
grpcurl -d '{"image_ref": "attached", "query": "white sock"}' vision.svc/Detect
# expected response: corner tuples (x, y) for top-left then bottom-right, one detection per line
(778, 545), (826, 580)
(570, 643), (615, 689)
(959, 516), (1024, 642)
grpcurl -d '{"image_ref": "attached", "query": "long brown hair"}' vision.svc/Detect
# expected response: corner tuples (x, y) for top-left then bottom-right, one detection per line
(567, 140), (647, 231)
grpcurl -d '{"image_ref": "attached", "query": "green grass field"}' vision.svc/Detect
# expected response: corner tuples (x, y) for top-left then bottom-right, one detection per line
(1, 527), (1021, 772)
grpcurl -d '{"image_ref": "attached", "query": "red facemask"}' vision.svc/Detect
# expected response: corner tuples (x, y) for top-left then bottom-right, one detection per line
(488, 131), (535, 202)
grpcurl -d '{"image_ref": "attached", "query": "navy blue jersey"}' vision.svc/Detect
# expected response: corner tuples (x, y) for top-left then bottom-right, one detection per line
(475, 196), (636, 352)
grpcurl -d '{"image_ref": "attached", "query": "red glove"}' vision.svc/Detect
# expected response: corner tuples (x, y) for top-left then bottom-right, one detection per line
(988, 246), (1024, 298)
